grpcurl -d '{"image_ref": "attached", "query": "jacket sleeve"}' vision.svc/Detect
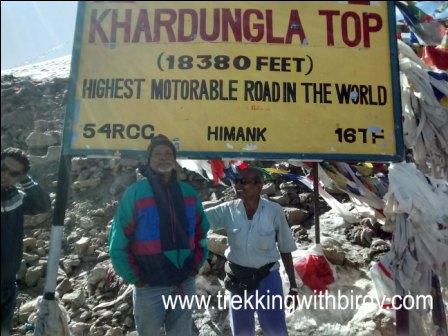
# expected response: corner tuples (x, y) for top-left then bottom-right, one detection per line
(193, 195), (209, 272)
(108, 188), (139, 284)
(21, 176), (51, 215)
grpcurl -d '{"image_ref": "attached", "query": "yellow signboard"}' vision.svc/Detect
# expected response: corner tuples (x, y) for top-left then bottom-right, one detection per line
(65, 1), (403, 161)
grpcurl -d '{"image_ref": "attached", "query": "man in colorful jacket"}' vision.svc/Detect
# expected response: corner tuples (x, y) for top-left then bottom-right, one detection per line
(109, 134), (209, 336)
(1, 148), (51, 335)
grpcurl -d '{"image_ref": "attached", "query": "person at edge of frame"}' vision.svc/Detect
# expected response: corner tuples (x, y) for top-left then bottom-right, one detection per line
(1, 147), (51, 336)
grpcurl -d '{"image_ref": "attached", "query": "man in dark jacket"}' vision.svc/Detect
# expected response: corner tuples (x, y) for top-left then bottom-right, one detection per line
(1, 148), (51, 335)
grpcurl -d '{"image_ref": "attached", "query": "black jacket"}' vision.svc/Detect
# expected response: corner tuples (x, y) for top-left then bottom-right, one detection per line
(1, 177), (51, 286)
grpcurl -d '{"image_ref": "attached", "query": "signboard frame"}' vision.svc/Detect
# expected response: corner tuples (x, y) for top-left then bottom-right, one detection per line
(63, 1), (404, 162)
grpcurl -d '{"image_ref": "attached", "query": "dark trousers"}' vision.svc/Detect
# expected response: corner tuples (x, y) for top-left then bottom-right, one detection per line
(1, 282), (17, 335)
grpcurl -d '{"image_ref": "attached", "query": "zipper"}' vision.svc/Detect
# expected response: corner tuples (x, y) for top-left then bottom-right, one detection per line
(166, 188), (176, 245)
(166, 188), (181, 268)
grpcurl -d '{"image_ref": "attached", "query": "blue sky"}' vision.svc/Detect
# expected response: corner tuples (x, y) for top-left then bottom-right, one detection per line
(1, 1), (447, 70)
(1, 1), (77, 69)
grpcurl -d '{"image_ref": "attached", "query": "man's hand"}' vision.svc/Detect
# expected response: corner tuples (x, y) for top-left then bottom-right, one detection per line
(286, 287), (300, 312)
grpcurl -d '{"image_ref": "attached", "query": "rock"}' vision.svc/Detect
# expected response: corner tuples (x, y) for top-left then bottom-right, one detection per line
(73, 177), (101, 191)
(92, 170), (104, 180)
(1, 108), (33, 133)
(25, 265), (43, 287)
(360, 217), (374, 228)
(37, 259), (48, 268)
(79, 216), (95, 230)
(108, 172), (136, 196)
(124, 317), (135, 329)
(24, 212), (51, 228)
(79, 310), (92, 322)
(321, 237), (343, 248)
(207, 233), (228, 256)
(34, 119), (49, 132)
(105, 327), (124, 336)
(62, 255), (81, 274)
(346, 225), (374, 247)
(369, 239), (390, 259)
(321, 238), (345, 265)
(56, 278), (73, 296)
(89, 325), (102, 336)
(88, 267), (108, 285)
(299, 193), (312, 203)
(284, 207), (309, 226)
(35, 231), (48, 242)
(291, 225), (307, 236)
(97, 251), (109, 262)
(62, 290), (86, 308)
(97, 310), (114, 320)
(29, 145), (61, 164)
(289, 197), (301, 207)
(74, 237), (91, 256)
(91, 208), (106, 217)
(18, 297), (39, 322)
(23, 237), (38, 252)
(23, 252), (40, 264)
(44, 145), (61, 162)
(71, 157), (87, 172)
(25, 131), (59, 148)
(85, 244), (98, 257)
(358, 227), (373, 247)
(322, 246), (345, 265)
(117, 302), (130, 313)
(279, 181), (297, 191)
(261, 182), (277, 196)
(269, 193), (290, 206)
(70, 322), (91, 336)
(78, 169), (92, 181)
(36, 247), (47, 257)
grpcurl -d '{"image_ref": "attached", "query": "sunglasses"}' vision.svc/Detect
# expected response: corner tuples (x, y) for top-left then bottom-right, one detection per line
(235, 177), (262, 185)
(1, 162), (23, 177)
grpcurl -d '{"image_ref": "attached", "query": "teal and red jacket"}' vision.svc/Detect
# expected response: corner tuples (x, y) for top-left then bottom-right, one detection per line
(109, 175), (209, 286)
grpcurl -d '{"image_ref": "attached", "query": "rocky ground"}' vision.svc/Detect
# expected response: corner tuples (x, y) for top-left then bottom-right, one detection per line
(0, 74), (409, 336)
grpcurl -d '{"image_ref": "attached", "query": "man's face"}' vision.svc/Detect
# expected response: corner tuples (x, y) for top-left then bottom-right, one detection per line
(149, 145), (176, 174)
(1, 157), (25, 189)
(234, 170), (263, 200)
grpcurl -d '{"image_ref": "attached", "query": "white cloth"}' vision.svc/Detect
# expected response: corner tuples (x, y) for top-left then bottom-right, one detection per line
(34, 297), (70, 336)
(399, 40), (448, 180)
(377, 162), (448, 299)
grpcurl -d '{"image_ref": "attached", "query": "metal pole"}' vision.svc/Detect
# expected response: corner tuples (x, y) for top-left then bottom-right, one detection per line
(312, 162), (320, 244)
(43, 154), (71, 300)
(395, 278), (409, 336)
(432, 273), (448, 336)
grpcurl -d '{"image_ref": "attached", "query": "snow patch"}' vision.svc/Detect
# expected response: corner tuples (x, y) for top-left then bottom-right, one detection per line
(1, 55), (71, 80)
